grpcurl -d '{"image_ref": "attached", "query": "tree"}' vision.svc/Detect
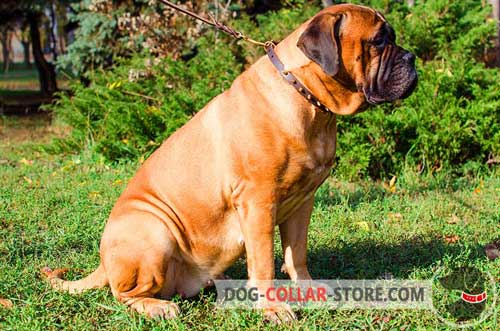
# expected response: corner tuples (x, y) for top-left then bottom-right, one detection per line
(28, 10), (58, 96)
(17, 21), (32, 69)
(490, 0), (500, 65)
(57, 0), (209, 78)
(322, 0), (333, 8)
(0, 24), (13, 72)
(0, 0), (70, 96)
(46, 0), (59, 62)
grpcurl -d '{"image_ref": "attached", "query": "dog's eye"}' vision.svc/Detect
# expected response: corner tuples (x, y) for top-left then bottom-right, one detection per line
(372, 37), (386, 48)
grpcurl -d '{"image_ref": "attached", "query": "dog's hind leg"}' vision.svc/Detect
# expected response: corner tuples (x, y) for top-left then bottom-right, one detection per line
(101, 215), (181, 319)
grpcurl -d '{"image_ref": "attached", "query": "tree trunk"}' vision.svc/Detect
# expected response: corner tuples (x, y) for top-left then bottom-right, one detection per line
(322, 0), (333, 8)
(1, 26), (10, 73)
(48, 1), (58, 62)
(28, 11), (58, 97)
(490, 0), (500, 66)
(491, 0), (500, 20)
(21, 41), (31, 68)
(20, 21), (32, 68)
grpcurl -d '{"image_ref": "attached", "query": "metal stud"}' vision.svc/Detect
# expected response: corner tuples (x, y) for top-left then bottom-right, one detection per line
(316, 101), (321, 107)
(298, 87), (304, 93)
(307, 95), (312, 100)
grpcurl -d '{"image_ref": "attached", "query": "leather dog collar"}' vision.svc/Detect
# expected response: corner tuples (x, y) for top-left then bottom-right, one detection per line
(265, 42), (333, 114)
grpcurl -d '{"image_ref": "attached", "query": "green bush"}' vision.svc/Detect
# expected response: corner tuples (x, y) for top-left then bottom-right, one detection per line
(49, 0), (500, 180)
(50, 37), (242, 160)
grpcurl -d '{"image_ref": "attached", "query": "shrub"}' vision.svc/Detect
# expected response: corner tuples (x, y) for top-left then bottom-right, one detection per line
(50, 37), (242, 160)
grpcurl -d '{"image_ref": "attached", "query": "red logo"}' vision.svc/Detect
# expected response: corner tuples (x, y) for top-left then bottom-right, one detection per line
(461, 291), (487, 304)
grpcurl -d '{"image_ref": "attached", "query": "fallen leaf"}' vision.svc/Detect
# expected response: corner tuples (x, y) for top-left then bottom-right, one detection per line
(388, 212), (403, 222)
(383, 176), (397, 193)
(355, 221), (370, 231)
(373, 315), (391, 324)
(447, 214), (460, 224)
(389, 176), (396, 188)
(88, 191), (101, 198)
(473, 181), (484, 194)
(0, 298), (13, 308)
(444, 235), (460, 244)
(112, 179), (123, 186)
(485, 240), (500, 261)
(23, 176), (32, 184)
(19, 158), (33, 166)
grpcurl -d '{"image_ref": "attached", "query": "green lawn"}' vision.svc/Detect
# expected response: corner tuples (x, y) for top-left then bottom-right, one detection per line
(0, 64), (39, 91)
(0, 116), (499, 330)
(0, 63), (68, 95)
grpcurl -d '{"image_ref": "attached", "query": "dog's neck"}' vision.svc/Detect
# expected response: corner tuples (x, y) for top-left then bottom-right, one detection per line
(293, 64), (367, 115)
(273, 27), (367, 116)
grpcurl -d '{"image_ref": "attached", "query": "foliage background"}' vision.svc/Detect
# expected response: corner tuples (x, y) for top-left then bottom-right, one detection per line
(48, 0), (500, 180)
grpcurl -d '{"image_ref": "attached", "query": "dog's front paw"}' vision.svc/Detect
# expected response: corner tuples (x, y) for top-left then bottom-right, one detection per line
(263, 304), (296, 324)
(137, 298), (181, 320)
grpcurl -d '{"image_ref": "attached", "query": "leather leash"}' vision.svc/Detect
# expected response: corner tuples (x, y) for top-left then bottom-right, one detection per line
(158, 0), (333, 114)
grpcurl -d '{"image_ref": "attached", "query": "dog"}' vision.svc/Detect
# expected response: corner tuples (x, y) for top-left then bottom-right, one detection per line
(43, 4), (417, 323)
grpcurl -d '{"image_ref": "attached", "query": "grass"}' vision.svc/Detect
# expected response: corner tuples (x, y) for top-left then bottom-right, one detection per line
(0, 63), (68, 96)
(0, 116), (499, 330)
(0, 64), (39, 91)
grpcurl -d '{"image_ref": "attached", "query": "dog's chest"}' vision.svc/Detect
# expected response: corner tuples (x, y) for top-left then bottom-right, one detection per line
(277, 130), (336, 221)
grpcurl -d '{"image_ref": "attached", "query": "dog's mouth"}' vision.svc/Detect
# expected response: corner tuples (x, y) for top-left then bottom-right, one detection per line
(363, 74), (417, 105)
(363, 49), (418, 105)
(363, 88), (386, 105)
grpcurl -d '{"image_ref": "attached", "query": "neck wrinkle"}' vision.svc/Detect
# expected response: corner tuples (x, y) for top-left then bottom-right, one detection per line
(293, 64), (366, 116)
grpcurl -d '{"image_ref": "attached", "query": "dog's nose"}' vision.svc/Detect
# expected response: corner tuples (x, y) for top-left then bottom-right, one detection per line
(402, 52), (416, 65)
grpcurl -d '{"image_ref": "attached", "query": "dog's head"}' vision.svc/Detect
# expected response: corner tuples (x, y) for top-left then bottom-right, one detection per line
(297, 4), (417, 111)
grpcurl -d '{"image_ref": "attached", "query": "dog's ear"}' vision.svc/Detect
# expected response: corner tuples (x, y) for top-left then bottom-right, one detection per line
(297, 13), (343, 76)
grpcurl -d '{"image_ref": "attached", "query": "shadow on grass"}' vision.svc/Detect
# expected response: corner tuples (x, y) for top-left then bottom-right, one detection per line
(222, 237), (487, 282)
(306, 237), (486, 280)
(314, 183), (387, 210)
(314, 174), (483, 211)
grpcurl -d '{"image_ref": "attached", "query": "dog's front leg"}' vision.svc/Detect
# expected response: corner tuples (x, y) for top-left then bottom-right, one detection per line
(279, 197), (314, 281)
(235, 191), (296, 323)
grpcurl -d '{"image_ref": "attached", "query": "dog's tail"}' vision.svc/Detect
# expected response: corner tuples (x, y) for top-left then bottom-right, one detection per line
(41, 264), (108, 294)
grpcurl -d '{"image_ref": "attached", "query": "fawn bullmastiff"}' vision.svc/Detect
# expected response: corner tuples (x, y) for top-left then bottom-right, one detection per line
(43, 4), (417, 322)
